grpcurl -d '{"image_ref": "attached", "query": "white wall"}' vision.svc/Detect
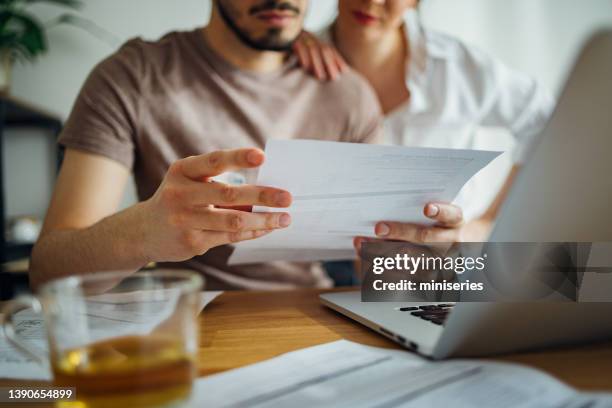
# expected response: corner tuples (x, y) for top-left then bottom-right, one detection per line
(420, 0), (612, 95)
(3, 129), (56, 218)
(7, 0), (612, 218)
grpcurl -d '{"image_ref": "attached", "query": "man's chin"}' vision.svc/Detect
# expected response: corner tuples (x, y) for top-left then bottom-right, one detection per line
(245, 33), (299, 52)
(248, 40), (296, 52)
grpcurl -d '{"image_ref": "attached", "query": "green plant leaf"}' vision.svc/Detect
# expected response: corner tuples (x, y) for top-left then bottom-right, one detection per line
(0, 1), (19, 8)
(0, 10), (46, 59)
(0, 11), (14, 31)
(22, 0), (82, 9)
(12, 42), (36, 62)
(20, 20), (46, 54)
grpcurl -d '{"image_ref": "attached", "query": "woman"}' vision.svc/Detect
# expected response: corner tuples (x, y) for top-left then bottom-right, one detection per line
(294, 0), (554, 249)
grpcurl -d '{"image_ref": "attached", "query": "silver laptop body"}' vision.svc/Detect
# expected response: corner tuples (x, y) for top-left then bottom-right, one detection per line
(321, 30), (612, 359)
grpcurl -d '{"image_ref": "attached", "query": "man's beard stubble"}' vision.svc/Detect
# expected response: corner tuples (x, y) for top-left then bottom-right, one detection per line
(216, 0), (302, 52)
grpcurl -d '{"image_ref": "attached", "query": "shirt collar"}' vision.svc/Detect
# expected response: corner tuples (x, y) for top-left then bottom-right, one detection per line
(404, 9), (428, 78)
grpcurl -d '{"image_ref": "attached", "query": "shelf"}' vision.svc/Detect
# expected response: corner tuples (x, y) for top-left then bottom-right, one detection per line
(1, 95), (62, 130)
(2, 242), (33, 263)
(0, 96), (63, 264)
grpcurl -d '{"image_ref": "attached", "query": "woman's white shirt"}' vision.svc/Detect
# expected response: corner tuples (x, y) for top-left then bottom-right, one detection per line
(320, 11), (555, 220)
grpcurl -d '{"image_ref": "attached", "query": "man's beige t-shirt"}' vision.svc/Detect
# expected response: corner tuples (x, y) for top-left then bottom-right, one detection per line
(59, 28), (382, 289)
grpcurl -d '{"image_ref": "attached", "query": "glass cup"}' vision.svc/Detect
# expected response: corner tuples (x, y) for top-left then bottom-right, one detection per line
(1, 270), (204, 408)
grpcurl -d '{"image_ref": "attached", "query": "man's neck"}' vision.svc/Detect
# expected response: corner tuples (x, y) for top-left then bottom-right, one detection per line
(333, 20), (407, 73)
(203, 14), (288, 73)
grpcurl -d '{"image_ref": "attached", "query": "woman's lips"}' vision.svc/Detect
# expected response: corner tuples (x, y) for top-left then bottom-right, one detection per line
(255, 11), (296, 28)
(352, 10), (378, 26)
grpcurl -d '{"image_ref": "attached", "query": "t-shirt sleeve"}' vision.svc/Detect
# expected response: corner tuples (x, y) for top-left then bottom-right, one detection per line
(58, 39), (146, 169)
(343, 71), (384, 144)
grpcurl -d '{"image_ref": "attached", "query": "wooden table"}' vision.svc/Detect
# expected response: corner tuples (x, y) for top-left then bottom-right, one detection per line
(2, 288), (612, 406)
(199, 289), (612, 391)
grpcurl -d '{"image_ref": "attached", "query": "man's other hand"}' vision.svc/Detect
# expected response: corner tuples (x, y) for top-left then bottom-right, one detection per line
(354, 202), (495, 256)
(373, 203), (465, 243)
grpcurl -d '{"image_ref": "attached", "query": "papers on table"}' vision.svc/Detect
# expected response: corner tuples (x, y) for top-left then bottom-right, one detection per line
(190, 340), (609, 408)
(199, 291), (223, 310)
(229, 140), (500, 265)
(0, 291), (222, 380)
(0, 308), (51, 381)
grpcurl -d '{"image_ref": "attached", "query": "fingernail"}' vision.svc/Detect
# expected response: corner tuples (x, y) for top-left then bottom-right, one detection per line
(376, 223), (390, 237)
(247, 150), (263, 165)
(276, 192), (292, 206)
(426, 204), (439, 217)
(279, 213), (292, 227)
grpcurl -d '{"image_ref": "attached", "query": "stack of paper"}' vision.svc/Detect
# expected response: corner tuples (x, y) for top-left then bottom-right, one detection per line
(230, 140), (500, 265)
(191, 340), (612, 408)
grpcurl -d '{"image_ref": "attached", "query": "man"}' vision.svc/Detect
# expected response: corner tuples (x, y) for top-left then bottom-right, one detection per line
(30, 0), (382, 289)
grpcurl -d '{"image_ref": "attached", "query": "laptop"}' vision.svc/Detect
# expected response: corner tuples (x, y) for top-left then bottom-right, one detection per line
(320, 30), (612, 359)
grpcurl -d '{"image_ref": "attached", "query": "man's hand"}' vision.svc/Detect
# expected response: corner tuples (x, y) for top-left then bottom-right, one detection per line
(139, 148), (292, 263)
(354, 202), (495, 254)
(374, 203), (465, 243)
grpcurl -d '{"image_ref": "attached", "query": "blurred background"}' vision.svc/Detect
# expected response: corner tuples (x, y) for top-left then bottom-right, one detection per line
(1, 0), (612, 294)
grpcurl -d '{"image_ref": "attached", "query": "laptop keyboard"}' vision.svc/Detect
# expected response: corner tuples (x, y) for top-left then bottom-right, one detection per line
(398, 304), (455, 326)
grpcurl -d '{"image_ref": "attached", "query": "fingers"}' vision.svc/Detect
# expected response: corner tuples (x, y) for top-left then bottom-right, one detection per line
(354, 236), (365, 253)
(182, 182), (292, 208)
(321, 46), (340, 80)
(375, 222), (461, 243)
(308, 42), (326, 80)
(199, 229), (275, 251)
(353, 236), (379, 255)
(424, 202), (464, 227)
(367, 203), (464, 245)
(294, 36), (312, 72)
(178, 149), (265, 180)
(334, 51), (349, 74)
(178, 207), (291, 232)
(310, 42), (345, 81)
(294, 31), (345, 81)
(298, 32), (326, 80)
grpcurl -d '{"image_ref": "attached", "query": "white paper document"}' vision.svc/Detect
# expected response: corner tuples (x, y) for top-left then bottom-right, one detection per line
(230, 140), (500, 264)
(191, 340), (607, 408)
(0, 309), (51, 381)
(0, 291), (222, 380)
